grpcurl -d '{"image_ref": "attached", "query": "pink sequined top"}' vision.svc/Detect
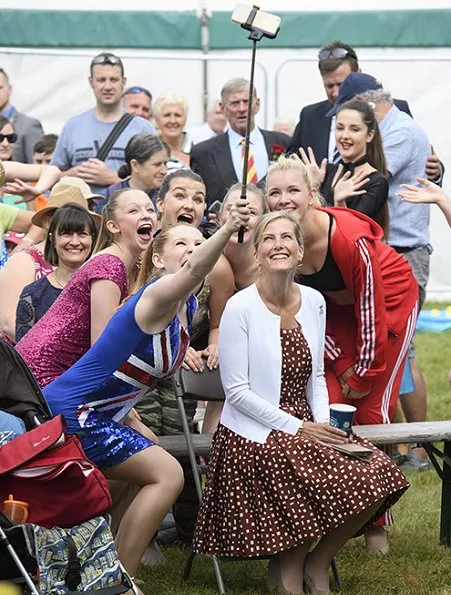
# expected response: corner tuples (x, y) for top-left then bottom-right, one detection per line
(16, 253), (128, 388)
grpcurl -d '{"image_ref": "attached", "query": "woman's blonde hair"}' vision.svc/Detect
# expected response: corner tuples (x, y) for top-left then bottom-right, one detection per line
(93, 187), (137, 253)
(219, 183), (268, 219)
(253, 211), (304, 252)
(130, 223), (202, 294)
(266, 155), (324, 206)
(153, 93), (189, 119)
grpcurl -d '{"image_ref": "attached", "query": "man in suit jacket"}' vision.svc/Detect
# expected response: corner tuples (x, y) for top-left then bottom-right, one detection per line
(190, 78), (290, 207)
(287, 40), (442, 183)
(0, 68), (43, 163)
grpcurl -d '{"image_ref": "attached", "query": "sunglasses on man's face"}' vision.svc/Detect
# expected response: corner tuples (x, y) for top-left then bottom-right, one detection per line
(91, 54), (123, 68)
(125, 86), (152, 100)
(0, 133), (17, 144)
(318, 48), (356, 61)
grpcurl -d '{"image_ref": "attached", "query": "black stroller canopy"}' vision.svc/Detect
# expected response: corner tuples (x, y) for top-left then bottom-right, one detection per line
(0, 338), (51, 429)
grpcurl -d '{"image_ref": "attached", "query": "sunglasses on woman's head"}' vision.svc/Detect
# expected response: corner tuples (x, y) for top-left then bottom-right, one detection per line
(318, 48), (357, 62)
(0, 133), (17, 144)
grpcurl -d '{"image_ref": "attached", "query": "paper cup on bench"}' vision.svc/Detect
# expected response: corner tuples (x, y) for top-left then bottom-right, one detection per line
(329, 404), (356, 435)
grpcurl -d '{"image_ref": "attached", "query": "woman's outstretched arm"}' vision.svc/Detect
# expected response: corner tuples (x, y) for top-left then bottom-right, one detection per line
(2, 162), (61, 203)
(398, 177), (451, 228)
(135, 201), (250, 333)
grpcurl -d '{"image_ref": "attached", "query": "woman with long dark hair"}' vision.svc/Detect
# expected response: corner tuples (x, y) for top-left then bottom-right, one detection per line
(302, 99), (389, 236)
(0, 115), (16, 165)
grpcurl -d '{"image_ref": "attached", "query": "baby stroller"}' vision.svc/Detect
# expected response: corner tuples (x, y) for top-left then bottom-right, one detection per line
(0, 338), (137, 594)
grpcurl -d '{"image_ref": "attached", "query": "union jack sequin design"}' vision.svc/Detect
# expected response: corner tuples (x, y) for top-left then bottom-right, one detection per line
(43, 281), (197, 468)
(77, 293), (195, 427)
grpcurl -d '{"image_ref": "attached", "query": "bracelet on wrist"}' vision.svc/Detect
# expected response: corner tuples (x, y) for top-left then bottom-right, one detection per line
(296, 419), (304, 435)
(22, 236), (34, 244)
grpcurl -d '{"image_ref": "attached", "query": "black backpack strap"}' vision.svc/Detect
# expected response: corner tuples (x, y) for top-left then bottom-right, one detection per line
(96, 113), (134, 162)
(64, 531), (135, 594)
(64, 534), (81, 591)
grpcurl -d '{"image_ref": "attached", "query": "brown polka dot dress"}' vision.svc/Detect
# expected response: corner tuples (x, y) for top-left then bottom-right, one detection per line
(193, 326), (409, 557)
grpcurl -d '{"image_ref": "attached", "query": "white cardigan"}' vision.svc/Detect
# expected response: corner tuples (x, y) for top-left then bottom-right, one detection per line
(219, 283), (330, 444)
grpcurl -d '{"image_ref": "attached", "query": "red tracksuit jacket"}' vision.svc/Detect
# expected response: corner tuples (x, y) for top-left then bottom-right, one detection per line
(320, 207), (418, 394)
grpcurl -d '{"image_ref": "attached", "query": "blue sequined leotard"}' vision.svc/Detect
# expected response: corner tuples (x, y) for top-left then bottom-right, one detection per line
(44, 280), (197, 468)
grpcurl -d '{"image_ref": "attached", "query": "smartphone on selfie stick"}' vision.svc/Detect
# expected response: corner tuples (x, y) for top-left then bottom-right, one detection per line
(231, 4), (281, 243)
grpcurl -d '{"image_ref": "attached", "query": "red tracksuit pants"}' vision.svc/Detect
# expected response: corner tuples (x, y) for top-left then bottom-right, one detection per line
(326, 300), (418, 525)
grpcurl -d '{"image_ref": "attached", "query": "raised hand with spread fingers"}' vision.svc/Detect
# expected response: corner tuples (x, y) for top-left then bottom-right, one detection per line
(398, 177), (451, 227)
(332, 166), (370, 206)
(298, 146), (327, 188)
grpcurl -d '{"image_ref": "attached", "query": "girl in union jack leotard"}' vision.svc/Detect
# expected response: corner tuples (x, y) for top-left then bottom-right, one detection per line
(43, 200), (250, 582)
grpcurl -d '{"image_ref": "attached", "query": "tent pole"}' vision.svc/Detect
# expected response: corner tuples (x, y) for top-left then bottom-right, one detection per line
(198, 2), (211, 120)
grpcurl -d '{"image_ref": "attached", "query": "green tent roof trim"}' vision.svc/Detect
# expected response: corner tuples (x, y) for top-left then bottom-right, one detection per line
(1, 9), (451, 49)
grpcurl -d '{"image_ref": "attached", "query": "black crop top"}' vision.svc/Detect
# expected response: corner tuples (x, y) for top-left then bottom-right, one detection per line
(298, 215), (346, 292)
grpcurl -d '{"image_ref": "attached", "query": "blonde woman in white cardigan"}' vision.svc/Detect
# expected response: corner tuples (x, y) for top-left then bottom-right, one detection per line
(193, 212), (409, 595)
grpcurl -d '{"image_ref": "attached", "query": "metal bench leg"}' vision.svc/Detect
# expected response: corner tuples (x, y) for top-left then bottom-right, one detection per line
(176, 396), (204, 503)
(331, 557), (341, 590)
(212, 555), (226, 594)
(177, 396), (226, 592)
(183, 550), (196, 581)
(440, 441), (451, 546)
(422, 440), (451, 547)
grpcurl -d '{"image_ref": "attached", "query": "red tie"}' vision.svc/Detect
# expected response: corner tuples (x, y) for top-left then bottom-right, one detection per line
(241, 139), (258, 184)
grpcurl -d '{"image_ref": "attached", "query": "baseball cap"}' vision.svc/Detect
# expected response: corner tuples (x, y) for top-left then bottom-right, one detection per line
(3, 231), (25, 246)
(326, 73), (382, 117)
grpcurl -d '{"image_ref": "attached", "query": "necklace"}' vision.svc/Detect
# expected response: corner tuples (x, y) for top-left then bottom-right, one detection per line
(53, 270), (68, 289)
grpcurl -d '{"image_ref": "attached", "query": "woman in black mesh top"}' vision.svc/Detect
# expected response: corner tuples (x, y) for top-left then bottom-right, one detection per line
(301, 99), (389, 237)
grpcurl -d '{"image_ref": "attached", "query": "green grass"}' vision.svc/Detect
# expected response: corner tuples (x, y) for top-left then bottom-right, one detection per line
(141, 326), (451, 595)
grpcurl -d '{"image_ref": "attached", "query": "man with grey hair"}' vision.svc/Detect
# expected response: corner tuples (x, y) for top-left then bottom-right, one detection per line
(189, 100), (228, 145)
(190, 77), (290, 207)
(360, 85), (432, 469)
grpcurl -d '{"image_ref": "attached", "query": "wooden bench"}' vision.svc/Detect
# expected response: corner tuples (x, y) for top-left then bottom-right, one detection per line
(159, 420), (451, 547)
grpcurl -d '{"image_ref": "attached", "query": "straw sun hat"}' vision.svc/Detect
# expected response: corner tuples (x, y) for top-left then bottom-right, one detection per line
(58, 176), (104, 203)
(31, 179), (102, 228)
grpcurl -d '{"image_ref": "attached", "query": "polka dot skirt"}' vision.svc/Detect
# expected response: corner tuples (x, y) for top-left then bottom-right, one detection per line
(193, 327), (409, 558)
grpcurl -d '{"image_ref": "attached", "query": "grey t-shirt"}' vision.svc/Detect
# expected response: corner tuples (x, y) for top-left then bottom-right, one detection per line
(51, 109), (156, 197)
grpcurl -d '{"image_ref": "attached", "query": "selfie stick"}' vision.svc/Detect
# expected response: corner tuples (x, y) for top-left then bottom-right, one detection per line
(236, 6), (280, 243)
